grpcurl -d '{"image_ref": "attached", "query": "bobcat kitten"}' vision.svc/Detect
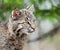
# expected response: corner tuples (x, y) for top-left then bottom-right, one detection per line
(7, 5), (36, 50)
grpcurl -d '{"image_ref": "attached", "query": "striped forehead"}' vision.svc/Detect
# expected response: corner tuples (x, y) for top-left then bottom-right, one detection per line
(21, 9), (33, 18)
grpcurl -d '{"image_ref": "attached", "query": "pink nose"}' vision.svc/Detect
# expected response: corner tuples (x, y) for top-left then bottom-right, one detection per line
(31, 24), (36, 30)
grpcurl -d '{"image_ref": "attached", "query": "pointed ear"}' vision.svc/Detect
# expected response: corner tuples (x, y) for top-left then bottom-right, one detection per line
(12, 8), (21, 18)
(26, 5), (34, 13)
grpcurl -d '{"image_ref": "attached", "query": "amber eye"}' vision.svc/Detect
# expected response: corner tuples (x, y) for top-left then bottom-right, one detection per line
(26, 17), (30, 20)
(27, 17), (28, 20)
(28, 17), (30, 20)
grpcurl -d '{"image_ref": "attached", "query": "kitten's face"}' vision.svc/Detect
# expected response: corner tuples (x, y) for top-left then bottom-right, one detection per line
(12, 5), (36, 35)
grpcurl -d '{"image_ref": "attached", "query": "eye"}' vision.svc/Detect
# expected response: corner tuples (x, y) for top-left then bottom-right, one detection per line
(27, 17), (30, 20)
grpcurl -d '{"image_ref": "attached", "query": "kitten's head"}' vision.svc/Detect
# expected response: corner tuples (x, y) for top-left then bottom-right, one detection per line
(11, 5), (34, 19)
(12, 5), (36, 34)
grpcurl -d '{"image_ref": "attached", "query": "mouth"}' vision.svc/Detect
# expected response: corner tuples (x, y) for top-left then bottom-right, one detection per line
(28, 29), (34, 33)
(27, 26), (35, 33)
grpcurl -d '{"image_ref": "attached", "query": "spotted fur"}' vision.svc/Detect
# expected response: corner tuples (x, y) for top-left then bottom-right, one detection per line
(7, 5), (36, 50)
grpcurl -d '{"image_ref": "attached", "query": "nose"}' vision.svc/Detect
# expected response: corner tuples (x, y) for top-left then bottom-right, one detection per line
(31, 23), (36, 31)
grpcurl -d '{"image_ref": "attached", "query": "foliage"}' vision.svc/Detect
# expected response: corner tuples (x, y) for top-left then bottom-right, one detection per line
(0, 0), (60, 21)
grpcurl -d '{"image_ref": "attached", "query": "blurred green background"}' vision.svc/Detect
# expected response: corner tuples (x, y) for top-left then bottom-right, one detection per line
(0, 0), (60, 21)
(0, 0), (60, 49)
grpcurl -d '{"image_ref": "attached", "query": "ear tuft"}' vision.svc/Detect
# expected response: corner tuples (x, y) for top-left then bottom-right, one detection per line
(27, 5), (34, 13)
